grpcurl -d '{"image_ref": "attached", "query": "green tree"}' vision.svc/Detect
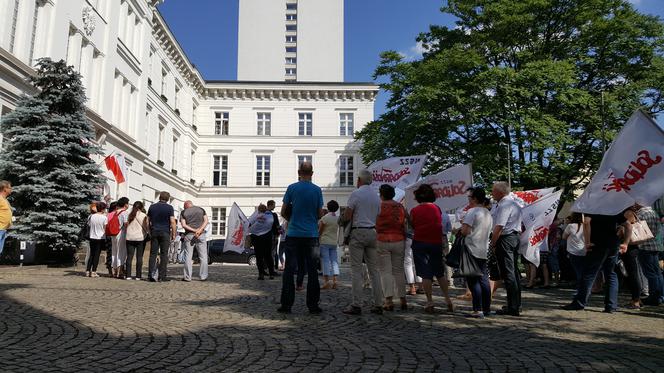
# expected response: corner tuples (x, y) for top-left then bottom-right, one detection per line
(0, 58), (102, 259)
(357, 0), (664, 193)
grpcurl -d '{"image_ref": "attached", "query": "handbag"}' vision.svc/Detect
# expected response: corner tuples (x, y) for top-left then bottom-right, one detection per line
(630, 220), (654, 244)
(487, 248), (501, 281)
(78, 216), (91, 241)
(453, 245), (484, 278)
(445, 235), (464, 268)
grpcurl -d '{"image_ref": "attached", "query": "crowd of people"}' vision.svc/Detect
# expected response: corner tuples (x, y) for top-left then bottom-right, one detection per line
(83, 191), (209, 283)
(74, 161), (664, 318)
(276, 162), (664, 317)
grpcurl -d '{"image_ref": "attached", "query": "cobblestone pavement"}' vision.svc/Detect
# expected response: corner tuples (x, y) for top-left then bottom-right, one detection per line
(0, 263), (663, 372)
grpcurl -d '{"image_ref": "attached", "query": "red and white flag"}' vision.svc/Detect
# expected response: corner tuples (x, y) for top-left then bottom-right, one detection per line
(224, 203), (249, 254)
(367, 155), (427, 191)
(573, 110), (664, 215)
(104, 153), (128, 184)
(520, 190), (563, 267)
(511, 187), (556, 208)
(404, 163), (473, 213)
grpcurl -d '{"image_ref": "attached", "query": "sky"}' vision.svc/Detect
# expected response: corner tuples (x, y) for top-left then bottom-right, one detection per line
(159, 0), (664, 119)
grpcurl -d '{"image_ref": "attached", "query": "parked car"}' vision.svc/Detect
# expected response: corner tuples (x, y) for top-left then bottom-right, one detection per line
(204, 239), (256, 266)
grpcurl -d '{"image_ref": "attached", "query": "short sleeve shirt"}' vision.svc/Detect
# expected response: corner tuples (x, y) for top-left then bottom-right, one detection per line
(319, 213), (339, 246)
(492, 196), (522, 234)
(347, 185), (380, 228)
(283, 180), (324, 238)
(564, 223), (585, 256)
(411, 203), (443, 245)
(181, 206), (207, 232)
(463, 207), (493, 259)
(148, 202), (175, 233)
(588, 213), (625, 249)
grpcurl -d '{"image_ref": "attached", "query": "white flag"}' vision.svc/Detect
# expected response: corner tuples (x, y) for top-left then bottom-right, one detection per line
(520, 190), (563, 267)
(368, 155), (427, 191)
(224, 203), (249, 254)
(511, 188), (556, 208)
(573, 110), (664, 215)
(404, 164), (473, 213)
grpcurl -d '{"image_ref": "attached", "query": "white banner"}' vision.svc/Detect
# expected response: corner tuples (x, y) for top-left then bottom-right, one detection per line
(404, 164), (473, 213)
(573, 110), (664, 215)
(223, 203), (249, 254)
(511, 187), (556, 208)
(520, 190), (563, 267)
(368, 155), (427, 191)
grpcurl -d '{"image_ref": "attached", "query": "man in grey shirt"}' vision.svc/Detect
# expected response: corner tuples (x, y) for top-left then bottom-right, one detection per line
(180, 200), (209, 281)
(341, 169), (383, 315)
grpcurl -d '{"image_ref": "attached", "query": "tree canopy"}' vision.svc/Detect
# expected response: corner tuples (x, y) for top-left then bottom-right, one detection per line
(357, 0), (664, 194)
(0, 58), (102, 256)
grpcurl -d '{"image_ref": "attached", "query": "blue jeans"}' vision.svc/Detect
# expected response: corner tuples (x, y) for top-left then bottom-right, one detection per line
(0, 230), (7, 256)
(280, 237), (320, 310)
(320, 244), (339, 276)
(638, 250), (664, 305)
(573, 247), (618, 311)
(466, 259), (491, 313)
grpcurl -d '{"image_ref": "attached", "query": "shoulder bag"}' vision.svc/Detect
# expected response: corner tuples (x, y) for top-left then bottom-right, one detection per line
(630, 219), (654, 245)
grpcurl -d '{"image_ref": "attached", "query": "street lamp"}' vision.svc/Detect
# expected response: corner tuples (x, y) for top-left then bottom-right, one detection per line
(499, 141), (511, 189)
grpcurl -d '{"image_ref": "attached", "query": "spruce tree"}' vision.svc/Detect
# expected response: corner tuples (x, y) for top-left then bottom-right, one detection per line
(0, 58), (102, 260)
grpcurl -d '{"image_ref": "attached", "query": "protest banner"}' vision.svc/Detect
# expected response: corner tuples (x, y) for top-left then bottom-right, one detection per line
(573, 110), (664, 215)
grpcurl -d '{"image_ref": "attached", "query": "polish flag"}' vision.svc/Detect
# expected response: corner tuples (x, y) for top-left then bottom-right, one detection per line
(104, 153), (128, 184)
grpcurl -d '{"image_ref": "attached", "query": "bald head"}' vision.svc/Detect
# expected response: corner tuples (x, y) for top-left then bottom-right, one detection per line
(298, 161), (313, 180)
(184, 200), (193, 209)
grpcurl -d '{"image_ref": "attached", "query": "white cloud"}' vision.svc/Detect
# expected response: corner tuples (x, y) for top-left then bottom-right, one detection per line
(399, 41), (427, 61)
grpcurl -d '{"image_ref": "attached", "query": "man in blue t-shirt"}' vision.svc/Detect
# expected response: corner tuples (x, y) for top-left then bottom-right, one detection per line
(278, 162), (324, 314)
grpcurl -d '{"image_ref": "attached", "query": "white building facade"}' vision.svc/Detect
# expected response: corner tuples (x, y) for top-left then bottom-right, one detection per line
(0, 0), (377, 239)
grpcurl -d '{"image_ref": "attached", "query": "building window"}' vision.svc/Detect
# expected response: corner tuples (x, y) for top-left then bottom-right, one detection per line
(171, 136), (178, 171)
(286, 46), (297, 53)
(286, 14), (297, 21)
(340, 156), (354, 186)
(286, 35), (297, 43)
(286, 3), (297, 10)
(9, 0), (20, 53)
(298, 113), (312, 136)
(256, 155), (271, 186)
(340, 113), (355, 136)
(215, 112), (229, 135)
(286, 24), (297, 31)
(257, 113), (271, 136)
(286, 57), (297, 64)
(213, 155), (228, 186)
(286, 68), (297, 76)
(161, 68), (167, 96)
(211, 207), (227, 236)
(157, 123), (165, 161)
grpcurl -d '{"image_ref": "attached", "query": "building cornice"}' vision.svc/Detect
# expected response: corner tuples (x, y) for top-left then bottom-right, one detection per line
(201, 82), (379, 102)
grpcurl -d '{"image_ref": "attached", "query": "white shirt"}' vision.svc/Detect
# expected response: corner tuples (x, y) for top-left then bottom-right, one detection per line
(564, 223), (586, 256)
(248, 211), (274, 236)
(463, 207), (493, 259)
(89, 213), (107, 240)
(492, 195), (522, 235)
(347, 185), (380, 228)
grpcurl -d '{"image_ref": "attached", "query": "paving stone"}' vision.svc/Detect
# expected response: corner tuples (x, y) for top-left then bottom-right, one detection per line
(0, 264), (662, 372)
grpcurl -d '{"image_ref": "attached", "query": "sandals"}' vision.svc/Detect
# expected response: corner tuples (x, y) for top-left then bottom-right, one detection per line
(321, 283), (332, 290)
(424, 304), (435, 314)
(446, 302), (455, 313)
(332, 282), (338, 290)
(383, 303), (395, 311)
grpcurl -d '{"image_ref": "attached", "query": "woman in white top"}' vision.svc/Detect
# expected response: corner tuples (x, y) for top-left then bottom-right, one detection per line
(459, 187), (494, 318)
(86, 202), (108, 278)
(562, 213), (585, 291)
(124, 201), (149, 280)
(319, 200), (341, 290)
